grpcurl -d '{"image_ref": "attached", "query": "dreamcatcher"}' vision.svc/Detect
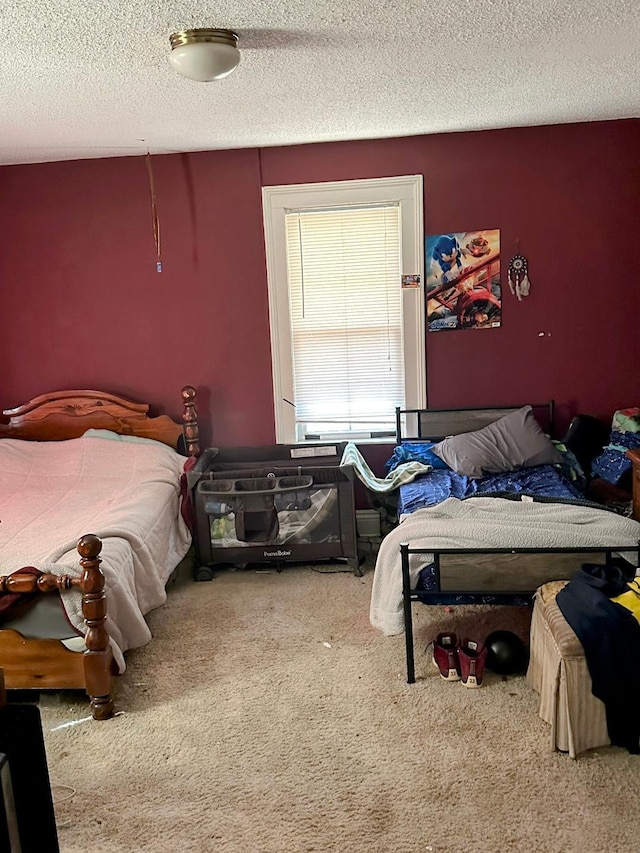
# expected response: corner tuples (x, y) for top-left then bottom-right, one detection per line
(507, 246), (531, 301)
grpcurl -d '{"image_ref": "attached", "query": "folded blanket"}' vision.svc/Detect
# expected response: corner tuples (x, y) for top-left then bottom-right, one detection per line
(340, 441), (432, 493)
(370, 496), (640, 635)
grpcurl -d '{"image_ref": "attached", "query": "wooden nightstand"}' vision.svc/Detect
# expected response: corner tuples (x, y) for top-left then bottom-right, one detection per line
(627, 448), (640, 520)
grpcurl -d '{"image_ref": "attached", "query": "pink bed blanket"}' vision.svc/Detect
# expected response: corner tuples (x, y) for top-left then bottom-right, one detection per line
(0, 433), (192, 671)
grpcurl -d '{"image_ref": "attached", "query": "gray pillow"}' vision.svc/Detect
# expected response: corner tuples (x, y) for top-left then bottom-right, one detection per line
(431, 406), (562, 478)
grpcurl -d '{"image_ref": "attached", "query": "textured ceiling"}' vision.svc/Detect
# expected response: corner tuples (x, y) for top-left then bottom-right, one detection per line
(1, 0), (639, 166)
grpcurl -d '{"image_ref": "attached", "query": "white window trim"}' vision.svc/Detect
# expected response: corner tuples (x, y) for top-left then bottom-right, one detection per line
(262, 175), (426, 444)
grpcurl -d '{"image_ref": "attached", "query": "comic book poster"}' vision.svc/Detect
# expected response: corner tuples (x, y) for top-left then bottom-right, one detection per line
(425, 229), (501, 331)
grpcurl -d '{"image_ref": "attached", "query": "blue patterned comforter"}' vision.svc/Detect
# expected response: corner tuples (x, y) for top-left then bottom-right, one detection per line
(398, 464), (585, 516)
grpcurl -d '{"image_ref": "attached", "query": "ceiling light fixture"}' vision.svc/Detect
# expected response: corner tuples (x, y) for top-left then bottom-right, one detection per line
(169, 29), (240, 82)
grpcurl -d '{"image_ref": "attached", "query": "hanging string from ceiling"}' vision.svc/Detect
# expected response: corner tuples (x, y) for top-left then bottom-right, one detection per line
(145, 150), (162, 272)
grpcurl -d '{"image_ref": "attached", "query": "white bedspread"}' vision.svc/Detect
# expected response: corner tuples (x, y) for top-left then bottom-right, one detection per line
(370, 496), (640, 635)
(0, 435), (192, 671)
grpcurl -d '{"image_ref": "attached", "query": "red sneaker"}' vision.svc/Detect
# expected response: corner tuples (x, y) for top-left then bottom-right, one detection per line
(432, 633), (460, 681)
(458, 638), (487, 688)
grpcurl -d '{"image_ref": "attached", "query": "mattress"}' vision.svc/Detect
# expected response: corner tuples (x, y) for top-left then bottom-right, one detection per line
(370, 496), (640, 635)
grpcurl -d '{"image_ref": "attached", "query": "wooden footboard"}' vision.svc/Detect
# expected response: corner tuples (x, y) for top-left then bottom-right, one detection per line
(0, 534), (115, 720)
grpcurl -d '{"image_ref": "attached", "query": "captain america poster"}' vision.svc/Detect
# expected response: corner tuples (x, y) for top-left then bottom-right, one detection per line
(425, 229), (501, 331)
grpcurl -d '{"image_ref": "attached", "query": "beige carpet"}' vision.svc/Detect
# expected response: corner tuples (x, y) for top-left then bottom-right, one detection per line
(39, 558), (638, 853)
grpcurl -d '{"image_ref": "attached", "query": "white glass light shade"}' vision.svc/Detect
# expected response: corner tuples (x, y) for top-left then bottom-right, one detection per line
(169, 29), (240, 82)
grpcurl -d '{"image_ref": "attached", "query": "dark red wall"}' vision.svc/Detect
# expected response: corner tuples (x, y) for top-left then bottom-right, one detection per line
(1, 120), (639, 461)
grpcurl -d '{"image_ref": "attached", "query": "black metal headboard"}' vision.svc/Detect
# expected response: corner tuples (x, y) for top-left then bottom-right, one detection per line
(395, 402), (556, 444)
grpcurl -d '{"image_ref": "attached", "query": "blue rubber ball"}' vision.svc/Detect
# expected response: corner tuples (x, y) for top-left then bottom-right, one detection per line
(484, 630), (529, 675)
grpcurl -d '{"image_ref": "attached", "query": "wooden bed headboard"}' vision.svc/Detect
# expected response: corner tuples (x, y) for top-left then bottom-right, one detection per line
(0, 386), (200, 455)
(395, 402), (556, 444)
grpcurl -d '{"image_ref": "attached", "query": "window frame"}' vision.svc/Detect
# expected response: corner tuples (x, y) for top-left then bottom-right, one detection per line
(262, 175), (426, 444)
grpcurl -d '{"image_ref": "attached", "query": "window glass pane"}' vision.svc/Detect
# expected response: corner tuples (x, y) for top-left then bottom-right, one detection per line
(285, 205), (404, 438)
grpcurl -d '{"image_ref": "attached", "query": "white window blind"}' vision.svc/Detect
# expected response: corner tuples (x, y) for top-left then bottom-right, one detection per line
(285, 204), (404, 440)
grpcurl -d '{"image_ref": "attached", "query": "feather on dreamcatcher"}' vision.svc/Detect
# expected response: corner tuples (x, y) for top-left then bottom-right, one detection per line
(507, 248), (531, 301)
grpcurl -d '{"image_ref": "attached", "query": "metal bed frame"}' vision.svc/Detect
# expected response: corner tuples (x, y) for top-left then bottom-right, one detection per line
(390, 401), (638, 682)
(400, 542), (640, 683)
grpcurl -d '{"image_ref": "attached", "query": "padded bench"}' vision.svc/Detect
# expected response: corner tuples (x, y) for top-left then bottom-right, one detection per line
(526, 581), (609, 758)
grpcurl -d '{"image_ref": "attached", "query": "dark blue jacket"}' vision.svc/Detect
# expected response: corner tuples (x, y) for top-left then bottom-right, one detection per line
(556, 560), (640, 754)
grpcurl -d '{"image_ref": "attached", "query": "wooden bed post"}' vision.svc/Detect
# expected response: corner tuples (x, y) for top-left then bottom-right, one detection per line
(78, 535), (114, 720)
(181, 385), (200, 457)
